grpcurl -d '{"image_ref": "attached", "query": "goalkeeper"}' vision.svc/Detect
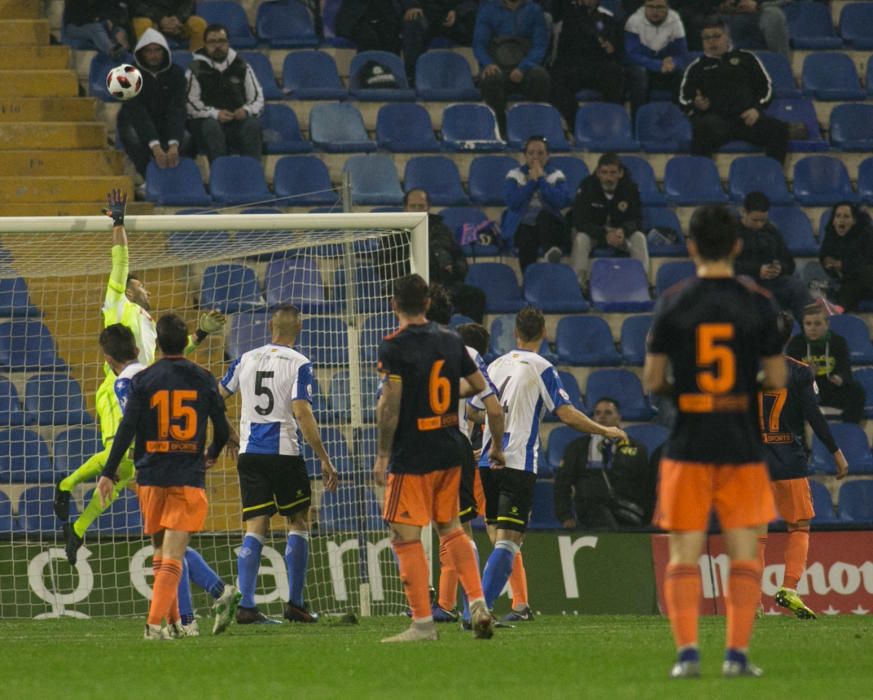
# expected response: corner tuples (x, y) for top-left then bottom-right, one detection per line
(54, 189), (228, 559)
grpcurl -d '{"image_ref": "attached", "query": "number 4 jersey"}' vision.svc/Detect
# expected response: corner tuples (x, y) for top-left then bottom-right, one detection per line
(648, 276), (783, 464)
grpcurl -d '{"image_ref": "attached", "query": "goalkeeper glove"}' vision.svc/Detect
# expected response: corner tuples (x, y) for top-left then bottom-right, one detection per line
(104, 189), (127, 227)
(198, 310), (226, 335)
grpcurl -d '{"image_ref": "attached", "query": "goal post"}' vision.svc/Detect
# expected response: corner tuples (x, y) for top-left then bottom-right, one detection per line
(0, 212), (428, 620)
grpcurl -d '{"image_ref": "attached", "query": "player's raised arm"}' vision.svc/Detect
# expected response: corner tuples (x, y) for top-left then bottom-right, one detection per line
(104, 189), (130, 309)
(374, 374), (401, 485)
(293, 399), (337, 491)
(465, 369), (505, 467)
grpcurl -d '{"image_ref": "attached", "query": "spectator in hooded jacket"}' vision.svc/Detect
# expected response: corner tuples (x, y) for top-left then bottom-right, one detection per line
(131, 1), (207, 51)
(819, 202), (873, 312)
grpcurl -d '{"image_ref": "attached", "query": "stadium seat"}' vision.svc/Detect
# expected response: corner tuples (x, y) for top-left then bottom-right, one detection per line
(309, 103), (376, 152)
(784, 1), (843, 49)
(440, 104), (505, 152)
(239, 51), (284, 100)
(654, 260), (695, 297)
(439, 206), (487, 239)
(854, 367), (873, 419)
(468, 155), (519, 205)
(259, 103), (312, 154)
(585, 369), (655, 421)
(529, 481), (561, 529)
(868, 57), (873, 97)
(88, 52), (133, 101)
(449, 314), (474, 328)
(465, 263), (524, 313)
(173, 49), (193, 72)
(754, 51), (801, 99)
(23, 374), (92, 426)
(624, 423), (668, 456)
(90, 487), (142, 534)
(327, 369), (380, 423)
(0, 375), (26, 426)
(765, 98), (827, 153)
(332, 267), (391, 316)
(195, 1), (257, 47)
(281, 50), (347, 99)
(0, 320), (65, 372)
(295, 316), (349, 367)
(619, 314), (652, 366)
(359, 312), (395, 366)
(634, 102), (691, 153)
(664, 156), (728, 205)
(255, 0), (318, 47)
(523, 263), (589, 313)
(303, 426), (354, 477)
(320, 0), (354, 47)
(0, 428), (53, 483)
(404, 156), (469, 205)
(487, 314), (555, 362)
(839, 2), (873, 49)
(145, 158), (212, 206)
(859, 157), (873, 205)
(506, 103), (571, 152)
(376, 104), (439, 152)
(199, 264), (265, 314)
(620, 156), (665, 206)
(555, 316), (620, 366)
(543, 425), (580, 473)
(792, 156), (858, 206)
(827, 315), (873, 364)
(0, 491), (16, 533)
(768, 206), (819, 257)
(225, 312), (270, 359)
(549, 156), (589, 196)
(343, 154), (403, 205)
(556, 371), (584, 415)
(273, 155), (338, 206)
(812, 423), (873, 475)
(19, 485), (76, 532)
(264, 257), (335, 313)
(209, 156), (271, 205)
(642, 207), (686, 257)
(829, 104), (873, 151)
(415, 50), (479, 100)
(589, 259), (654, 312)
(801, 53), (865, 101)
(349, 51), (415, 101)
(52, 426), (102, 475)
(727, 156), (793, 205)
(0, 277), (39, 318)
(809, 480), (839, 523)
(574, 103), (639, 152)
(838, 481), (873, 522)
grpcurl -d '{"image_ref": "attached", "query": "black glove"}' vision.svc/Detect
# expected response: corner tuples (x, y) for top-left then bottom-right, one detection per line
(104, 189), (127, 227)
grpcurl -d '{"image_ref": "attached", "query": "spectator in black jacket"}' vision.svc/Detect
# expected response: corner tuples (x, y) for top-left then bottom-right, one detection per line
(131, 1), (207, 52)
(402, 1), (478, 83)
(118, 29), (188, 181)
(570, 152), (648, 286)
(336, 0), (403, 53)
(734, 192), (810, 320)
(554, 398), (654, 530)
(549, 0), (625, 127)
(819, 202), (873, 312)
(63, 0), (131, 57)
(679, 15), (798, 164)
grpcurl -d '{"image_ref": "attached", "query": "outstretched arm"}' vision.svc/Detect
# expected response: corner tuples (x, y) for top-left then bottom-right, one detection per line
(293, 399), (337, 491)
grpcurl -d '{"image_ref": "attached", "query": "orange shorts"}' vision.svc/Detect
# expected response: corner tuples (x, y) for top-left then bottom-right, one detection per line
(655, 459), (776, 531)
(474, 468), (486, 517)
(138, 485), (208, 535)
(772, 478), (814, 523)
(383, 467), (461, 527)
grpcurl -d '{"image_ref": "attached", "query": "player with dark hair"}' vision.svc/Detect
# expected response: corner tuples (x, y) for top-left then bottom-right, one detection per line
(644, 203), (787, 678)
(97, 313), (231, 640)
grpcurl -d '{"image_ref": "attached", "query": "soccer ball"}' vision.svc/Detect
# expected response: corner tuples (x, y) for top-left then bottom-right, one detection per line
(106, 64), (143, 101)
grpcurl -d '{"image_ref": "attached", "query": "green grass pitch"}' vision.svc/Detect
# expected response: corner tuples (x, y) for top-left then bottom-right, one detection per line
(1, 615), (870, 699)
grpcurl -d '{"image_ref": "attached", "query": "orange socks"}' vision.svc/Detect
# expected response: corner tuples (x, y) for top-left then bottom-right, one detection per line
(726, 560), (762, 651)
(783, 528), (809, 590)
(148, 557), (182, 626)
(440, 529), (484, 602)
(509, 552), (528, 609)
(393, 540), (432, 621)
(664, 563), (701, 649)
(438, 539), (459, 611)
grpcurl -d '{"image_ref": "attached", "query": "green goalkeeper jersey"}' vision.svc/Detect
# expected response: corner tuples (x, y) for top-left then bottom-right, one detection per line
(102, 244), (156, 368)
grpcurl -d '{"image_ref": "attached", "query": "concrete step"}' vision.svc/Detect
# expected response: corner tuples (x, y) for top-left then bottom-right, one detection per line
(0, 175), (135, 202)
(0, 0), (40, 19)
(0, 97), (95, 122)
(0, 19), (49, 45)
(0, 70), (79, 97)
(0, 122), (106, 150)
(0, 201), (153, 216)
(0, 149), (124, 177)
(0, 45), (70, 70)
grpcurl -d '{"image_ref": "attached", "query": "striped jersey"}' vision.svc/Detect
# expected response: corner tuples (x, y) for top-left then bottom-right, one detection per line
(459, 345), (498, 440)
(95, 360), (145, 446)
(221, 343), (314, 456)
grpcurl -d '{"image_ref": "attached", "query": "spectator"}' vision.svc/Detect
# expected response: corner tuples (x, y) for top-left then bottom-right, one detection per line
(717, 0), (789, 59)
(402, 1), (478, 84)
(131, 1), (208, 52)
(570, 152), (647, 286)
(186, 24), (264, 162)
(404, 189), (487, 322)
(336, 0), (402, 53)
(554, 398), (654, 530)
(819, 202), (873, 313)
(473, 0), (551, 137)
(786, 304), (865, 423)
(624, 0), (690, 114)
(549, 0), (625, 128)
(118, 29), (188, 185)
(678, 15), (801, 164)
(668, 0), (719, 51)
(734, 192), (810, 320)
(503, 136), (572, 272)
(63, 0), (131, 58)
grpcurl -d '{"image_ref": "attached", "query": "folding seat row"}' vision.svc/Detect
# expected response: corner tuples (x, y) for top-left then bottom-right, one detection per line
(0, 485), (142, 534)
(787, 1), (873, 50)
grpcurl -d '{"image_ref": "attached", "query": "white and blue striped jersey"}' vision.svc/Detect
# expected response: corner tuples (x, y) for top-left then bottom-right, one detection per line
(460, 345), (498, 440)
(473, 349), (570, 473)
(221, 343), (314, 456)
(114, 361), (146, 413)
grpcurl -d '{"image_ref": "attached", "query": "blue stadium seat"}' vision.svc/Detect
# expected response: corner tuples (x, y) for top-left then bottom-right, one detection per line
(23, 374), (92, 426)
(619, 314), (652, 366)
(349, 51), (415, 101)
(507, 103), (571, 152)
(273, 155), (337, 206)
(557, 370), (584, 414)
(173, 50), (193, 72)
(549, 156), (589, 196)
(529, 481), (561, 529)
(621, 156), (665, 206)
(768, 206), (819, 257)
(860, 157), (873, 205)
(440, 104), (505, 152)
(754, 51), (800, 99)
(523, 263), (589, 313)
(303, 426), (354, 477)
(439, 206), (487, 239)
(332, 267), (391, 316)
(145, 158), (212, 206)
(664, 156), (728, 204)
(728, 156), (793, 205)
(574, 102), (639, 152)
(655, 260), (695, 297)
(0, 277), (39, 318)
(765, 98), (827, 153)
(812, 423), (873, 475)
(238, 51), (284, 100)
(376, 103), (439, 152)
(642, 207), (686, 257)
(793, 156), (858, 206)
(809, 480), (839, 523)
(802, 53), (864, 100)
(259, 103), (312, 154)
(19, 485), (76, 532)
(52, 427), (102, 475)
(359, 312), (395, 366)
(404, 156), (469, 205)
(449, 314), (474, 328)
(225, 312), (270, 359)
(209, 156), (270, 205)
(343, 154), (403, 205)
(868, 57), (873, 97)
(0, 428), (53, 483)
(853, 367), (873, 418)
(839, 2), (873, 49)
(0, 320), (65, 372)
(468, 155), (519, 205)
(264, 257), (334, 313)
(487, 314), (555, 363)
(555, 316), (620, 366)
(309, 103), (376, 152)
(785, 1), (843, 49)
(282, 50), (347, 99)
(199, 264), (265, 314)
(589, 258), (654, 312)
(827, 314), (873, 364)
(320, 0), (354, 47)
(585, 369), (655, 421)
(88, 52), (134, 101)
(838, 481), (873, 522)
(195, 1), (257, 47)
(544, 425), (580, 473)
(90, 487), (142, 534)
(0, 491), (16, 533)
(624, 423), (668, 456)
(327, 370), (380, 423)
(256, 0), (318, 47)
(635, 102), (691, 153)
(295, 316), (349, 367)
(0, 375), (26, 426)
(466, 263), (524, 313)
(415, 50), (479, 100)
(829, 104), (873, 151)
(320, 484), (383, 532)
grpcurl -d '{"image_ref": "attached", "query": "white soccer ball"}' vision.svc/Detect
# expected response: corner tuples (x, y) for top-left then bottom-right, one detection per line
(106, 64), (143, 101)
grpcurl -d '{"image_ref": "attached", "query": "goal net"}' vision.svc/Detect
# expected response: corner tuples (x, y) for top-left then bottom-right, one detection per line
(0, 212), (428, 620)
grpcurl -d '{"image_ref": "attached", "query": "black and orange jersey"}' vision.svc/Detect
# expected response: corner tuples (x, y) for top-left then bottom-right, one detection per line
(101, 357), (230, 488)
(648, 276), (783, 463)
(378, 321), (477, 474)
(760, 356), (838, 481)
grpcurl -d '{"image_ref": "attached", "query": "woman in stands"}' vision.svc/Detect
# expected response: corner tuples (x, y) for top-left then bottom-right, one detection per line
(819, 202), (873, 312)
